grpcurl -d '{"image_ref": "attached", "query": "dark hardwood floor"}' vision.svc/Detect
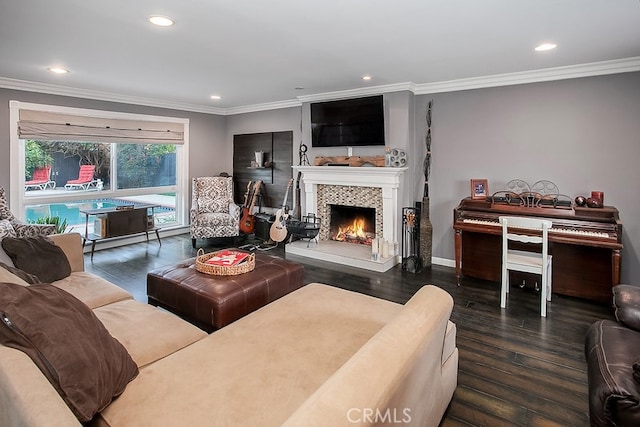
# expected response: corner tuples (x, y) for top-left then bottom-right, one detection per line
(84, 234), (613, 427)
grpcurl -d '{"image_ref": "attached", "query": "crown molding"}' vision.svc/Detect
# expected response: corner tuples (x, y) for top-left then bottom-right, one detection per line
(0, 77), (227, 115)
(1, 57), (638, 116)
(224, 99), (302, 115)
(297, 82), (415, 103)
(414, 57), (640, 95)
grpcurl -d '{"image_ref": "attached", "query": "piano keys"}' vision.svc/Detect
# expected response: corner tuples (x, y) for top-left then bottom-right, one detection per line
(453, 197), (623, 303)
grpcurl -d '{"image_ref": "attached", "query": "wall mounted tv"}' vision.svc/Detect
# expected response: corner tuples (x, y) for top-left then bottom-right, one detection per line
(311, 95), (385, 147)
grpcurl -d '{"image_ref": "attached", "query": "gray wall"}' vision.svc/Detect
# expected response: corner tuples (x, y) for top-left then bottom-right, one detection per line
(0, 89), (228, 204)
(417, 72), (640, 283)
(2, 71), (639, 283)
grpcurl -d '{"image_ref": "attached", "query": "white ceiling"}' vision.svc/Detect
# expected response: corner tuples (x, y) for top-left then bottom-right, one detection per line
(1, 0), (639, 114)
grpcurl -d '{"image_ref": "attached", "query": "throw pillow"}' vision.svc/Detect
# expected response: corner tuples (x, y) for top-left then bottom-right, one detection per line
(1, 236), (71, 283)
(0, 262), (41, 284)
(0, 282), (139, 422)
(0, 219), (16, 239)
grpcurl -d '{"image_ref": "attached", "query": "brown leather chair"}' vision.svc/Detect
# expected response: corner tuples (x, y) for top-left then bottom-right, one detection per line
(585, 284), (640, 426)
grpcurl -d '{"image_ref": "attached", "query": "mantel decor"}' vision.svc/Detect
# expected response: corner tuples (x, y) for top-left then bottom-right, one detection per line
(419, 100), (434, 268)
(314, 155), (385, 167)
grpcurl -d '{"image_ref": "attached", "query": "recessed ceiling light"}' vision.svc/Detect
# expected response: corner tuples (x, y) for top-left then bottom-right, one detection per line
(48, 67), (69, 74)
(294, 87), (305, 90)
(362, 75), (372, 81)
(148, 15), (174, 27)
(210, 95), (221, 100)
(535, 43), (557, 51)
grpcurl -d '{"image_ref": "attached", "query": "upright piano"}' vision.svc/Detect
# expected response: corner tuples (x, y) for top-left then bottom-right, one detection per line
(453, 197), (622, 303)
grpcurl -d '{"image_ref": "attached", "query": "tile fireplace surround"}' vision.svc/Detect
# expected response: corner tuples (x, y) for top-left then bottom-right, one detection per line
(287, 166), (407, 272)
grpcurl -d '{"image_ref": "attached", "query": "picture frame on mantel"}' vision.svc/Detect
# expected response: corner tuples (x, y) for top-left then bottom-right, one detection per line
(470, 179), (488, 199)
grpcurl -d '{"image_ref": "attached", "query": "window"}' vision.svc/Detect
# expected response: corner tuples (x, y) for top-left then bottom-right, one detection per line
(10, 101), (189, 236)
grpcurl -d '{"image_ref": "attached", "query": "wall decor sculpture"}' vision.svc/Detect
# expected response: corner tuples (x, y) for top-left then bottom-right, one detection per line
(419, 100), (433, 267)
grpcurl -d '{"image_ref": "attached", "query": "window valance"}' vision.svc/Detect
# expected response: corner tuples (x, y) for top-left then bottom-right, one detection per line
(18, 110), (184, 144)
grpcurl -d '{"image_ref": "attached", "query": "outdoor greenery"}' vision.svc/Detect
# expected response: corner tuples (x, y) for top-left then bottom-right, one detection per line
(29, 216), (69, 234)
(25, 140), (53, 178)
(39, 140), (111, 180)
(117, 144), (176, 188)
(25, 140), (176, 187)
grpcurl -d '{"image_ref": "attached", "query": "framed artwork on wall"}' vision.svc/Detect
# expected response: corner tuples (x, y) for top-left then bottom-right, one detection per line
(470, 179), (488, 199)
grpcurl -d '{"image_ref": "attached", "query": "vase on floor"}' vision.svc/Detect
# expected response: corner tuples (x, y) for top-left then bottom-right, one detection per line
(419, 197), (433, 268)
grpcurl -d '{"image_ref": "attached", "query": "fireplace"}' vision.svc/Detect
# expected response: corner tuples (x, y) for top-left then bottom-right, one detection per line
(329, 205), (376, 245)
(287, 166), (407, 272)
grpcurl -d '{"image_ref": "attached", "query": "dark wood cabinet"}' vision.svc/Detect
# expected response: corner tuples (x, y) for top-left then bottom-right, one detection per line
(104, 208), (148, 237)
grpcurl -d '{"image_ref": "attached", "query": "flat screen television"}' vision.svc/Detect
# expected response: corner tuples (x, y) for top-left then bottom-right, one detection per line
(311, 95), (385, 147)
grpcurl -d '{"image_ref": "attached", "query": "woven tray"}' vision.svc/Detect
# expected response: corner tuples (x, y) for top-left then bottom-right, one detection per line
(195, 248), (255, 276)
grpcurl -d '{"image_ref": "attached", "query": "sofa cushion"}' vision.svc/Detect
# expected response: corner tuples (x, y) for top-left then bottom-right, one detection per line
(0, 282), (138, 422)
(0, 262), (41, 284)
(613, 285), (640, 332)
(98, 283), (402, 426)
(0, 346), (82, 426)
(53, 272), (132, 309)
(0, 264), (30, 287)
(284, 284), (456, 427)
(47, 233), (84, 273)
(93, 299), (206, 368)
(1, 236), (71, 283)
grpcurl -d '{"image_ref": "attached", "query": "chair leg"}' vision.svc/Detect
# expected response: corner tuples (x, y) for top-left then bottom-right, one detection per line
(192, 238), (197, 248)
(547, 261), (552, 302)
(541, 272), (547, 317)
(540, 280), (547, 317)
(501, 267), (508, 309)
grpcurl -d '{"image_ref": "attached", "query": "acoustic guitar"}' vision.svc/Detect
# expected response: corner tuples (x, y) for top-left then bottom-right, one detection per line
(270, 179), (293, 242)
(239, 180), (262, 234)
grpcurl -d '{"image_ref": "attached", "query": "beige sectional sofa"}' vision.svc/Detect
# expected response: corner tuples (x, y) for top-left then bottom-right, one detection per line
(0, 233), (458, 426)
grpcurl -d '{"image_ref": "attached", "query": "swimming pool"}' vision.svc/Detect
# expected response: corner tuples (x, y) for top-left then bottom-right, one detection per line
(25, 198), (175, 227)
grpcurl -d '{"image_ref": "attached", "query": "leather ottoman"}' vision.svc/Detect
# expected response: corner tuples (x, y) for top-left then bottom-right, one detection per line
(147, 252), (304, 331)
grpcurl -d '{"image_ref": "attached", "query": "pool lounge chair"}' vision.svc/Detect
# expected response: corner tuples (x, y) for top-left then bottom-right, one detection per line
(64, 165), (98, 190)
(25, 166), (56, 191)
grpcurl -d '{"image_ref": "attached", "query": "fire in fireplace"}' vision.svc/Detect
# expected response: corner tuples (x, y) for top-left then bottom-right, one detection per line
(329, 205), (375, 245)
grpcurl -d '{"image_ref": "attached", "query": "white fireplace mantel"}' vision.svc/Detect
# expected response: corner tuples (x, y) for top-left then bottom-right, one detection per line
(293, 166), (407, 188)
(290, 166), (407, 271)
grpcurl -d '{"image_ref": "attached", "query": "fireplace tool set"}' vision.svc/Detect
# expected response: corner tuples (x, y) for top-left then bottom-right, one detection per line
(401, 206), (422, 273)
(288, 213), (321, 247)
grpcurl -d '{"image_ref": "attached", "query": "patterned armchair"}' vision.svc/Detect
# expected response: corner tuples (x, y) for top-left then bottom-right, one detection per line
(0, 186), (56, 237)
(190, 177), (240, 248)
